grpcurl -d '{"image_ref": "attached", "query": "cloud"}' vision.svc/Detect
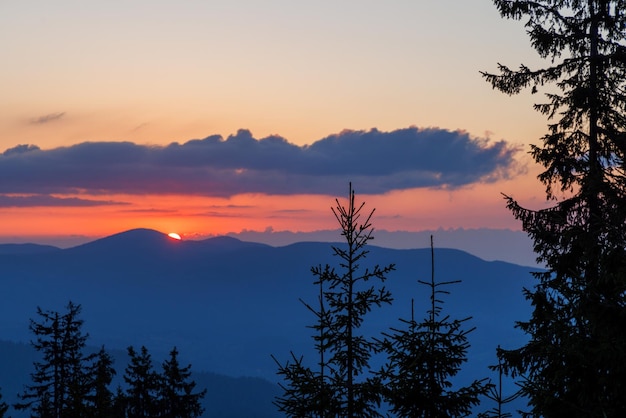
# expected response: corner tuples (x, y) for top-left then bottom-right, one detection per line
(0, 127), (521, 197)
(29, 112), (66, 125)
(130, 122), (149, 133)
(0, 194), (129, 208)
(120, 208), (178, 213)
(3, 144), (40, 156)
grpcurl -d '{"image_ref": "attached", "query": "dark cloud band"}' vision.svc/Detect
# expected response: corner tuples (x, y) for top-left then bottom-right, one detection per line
(0, 127), (520, 198)
(0, 194), (128, 208)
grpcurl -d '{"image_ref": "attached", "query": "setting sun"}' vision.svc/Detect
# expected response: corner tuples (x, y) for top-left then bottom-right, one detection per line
(168, 232), (181, 240)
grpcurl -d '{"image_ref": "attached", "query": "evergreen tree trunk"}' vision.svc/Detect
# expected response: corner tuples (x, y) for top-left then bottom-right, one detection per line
(345, 207), (355, 418)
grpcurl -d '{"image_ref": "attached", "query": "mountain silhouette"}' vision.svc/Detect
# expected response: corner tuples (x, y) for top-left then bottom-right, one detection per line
(0, 228), (536, 416)
(0, 242), (60, 255)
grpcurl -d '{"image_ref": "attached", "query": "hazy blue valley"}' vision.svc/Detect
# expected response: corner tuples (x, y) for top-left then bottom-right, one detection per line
(0, 228), (536, 417)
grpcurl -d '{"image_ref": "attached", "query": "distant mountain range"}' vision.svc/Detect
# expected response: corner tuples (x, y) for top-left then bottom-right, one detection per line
(0, 226), (539, 266)
(228, 227), (539, 267)
(0, 228), (537, 417)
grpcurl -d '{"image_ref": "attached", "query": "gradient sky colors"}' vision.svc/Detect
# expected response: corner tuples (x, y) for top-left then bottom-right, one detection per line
(1, 0), (556, 246)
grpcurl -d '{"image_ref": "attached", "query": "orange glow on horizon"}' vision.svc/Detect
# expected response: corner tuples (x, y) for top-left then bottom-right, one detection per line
(0, 168), (547, 246)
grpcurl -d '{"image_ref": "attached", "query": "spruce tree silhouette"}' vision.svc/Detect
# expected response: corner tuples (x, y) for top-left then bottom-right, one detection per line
(122, 346), (161, 418)
(378, 236), (488, 417)
(15, 302), (96, 418)
(159, 347), (206, 418)
(87, 347), (116, 418)
(483, 1), (626, 415)
(273, 183), (395, 417)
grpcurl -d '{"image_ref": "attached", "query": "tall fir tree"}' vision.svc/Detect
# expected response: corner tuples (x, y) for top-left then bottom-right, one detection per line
(159, 347), (206, 418)
(482, 0), (626, 416)
(122, 346), (161, 418)
(15, 301), (95, 418)
(378, 236), (488, 417)
(274, 183), (395, 417)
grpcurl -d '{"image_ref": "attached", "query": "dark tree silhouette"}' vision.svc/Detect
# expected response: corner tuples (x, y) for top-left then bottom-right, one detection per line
(111, 387), (127, 418)
(86, 347), (116, 418)
(274, 183), (395, 417)
(15, 301), (95, 418)
(122, 346), (160, 418)
(0, 388), (8, 418)
(478, 347), (521, 418)
(159, 347), (206, 418)
(273, 277), (340, 417)
(378, 236), (489, 417)
(483, 1), (626, 416)
(273, 351), (335, 417)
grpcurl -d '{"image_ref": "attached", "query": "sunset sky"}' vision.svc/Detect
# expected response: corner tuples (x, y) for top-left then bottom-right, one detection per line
(1, 0), (556, 247)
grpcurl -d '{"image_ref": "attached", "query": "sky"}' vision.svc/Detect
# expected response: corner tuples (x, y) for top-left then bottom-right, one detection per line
(0, 0), (556, 248)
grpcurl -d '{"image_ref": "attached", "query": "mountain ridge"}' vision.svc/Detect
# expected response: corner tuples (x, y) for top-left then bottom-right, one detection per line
(0, 242), (61, 255)
(0, 228), (535, 416)
(0, 227), (539, 266)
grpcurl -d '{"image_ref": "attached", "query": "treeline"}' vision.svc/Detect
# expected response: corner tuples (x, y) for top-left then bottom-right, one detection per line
(0, 302), (205, 418)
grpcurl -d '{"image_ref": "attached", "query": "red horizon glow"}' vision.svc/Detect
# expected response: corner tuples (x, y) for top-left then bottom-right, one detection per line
(0, 171), (547, 246)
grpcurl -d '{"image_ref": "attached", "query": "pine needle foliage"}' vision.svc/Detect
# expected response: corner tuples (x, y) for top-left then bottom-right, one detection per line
(274, 183), (395, 417)
(378, 236), (489, 417)
(483, 1), (626, 416)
